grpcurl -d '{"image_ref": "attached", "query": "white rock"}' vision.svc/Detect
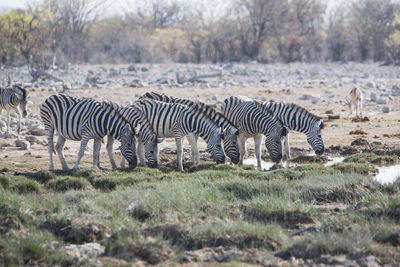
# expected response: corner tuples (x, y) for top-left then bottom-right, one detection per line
(376, 96), (389, 104)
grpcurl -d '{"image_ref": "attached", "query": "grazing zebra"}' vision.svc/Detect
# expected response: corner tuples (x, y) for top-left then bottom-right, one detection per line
(104, 101), (159, 168)
(133, 99), (225, 171)
(40, 94), (138, 170)
(140, 92), (240, 164)
(222, 96), (287, 170)
(253, 101), (324, 159)
(0, 85), (29, 134)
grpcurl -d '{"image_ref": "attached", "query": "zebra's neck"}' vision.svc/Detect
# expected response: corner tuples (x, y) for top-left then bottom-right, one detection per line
(186, 110), (217, 142)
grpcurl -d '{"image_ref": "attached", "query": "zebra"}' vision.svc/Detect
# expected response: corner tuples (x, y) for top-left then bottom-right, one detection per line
(0, 85), (29, 134)
(104, 100), (159, 168)
(133, 99), (225, 171)
(40, 94), (138, 170)
(253, 101), (324, 159)
(140, 92), (240, 164)
(222, 96), (287, 170)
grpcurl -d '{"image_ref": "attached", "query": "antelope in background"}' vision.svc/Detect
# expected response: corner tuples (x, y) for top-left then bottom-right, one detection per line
(346, 87), (363, 118)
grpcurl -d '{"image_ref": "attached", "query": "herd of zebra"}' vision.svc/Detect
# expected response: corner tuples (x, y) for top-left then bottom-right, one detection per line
(1, 85), (325, 171)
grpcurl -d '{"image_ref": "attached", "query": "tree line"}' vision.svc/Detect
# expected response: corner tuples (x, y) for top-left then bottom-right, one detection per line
(1, 0), (400, 67)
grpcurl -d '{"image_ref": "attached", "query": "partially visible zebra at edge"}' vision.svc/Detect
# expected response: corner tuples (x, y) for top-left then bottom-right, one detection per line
(133, 99), (225, 171)
(254, 101), (324, 159)
(222, 96), (288, 170)
(0, 85), (29, 134)
(40, 94), (138, 170)
(140, 91), (240, 164)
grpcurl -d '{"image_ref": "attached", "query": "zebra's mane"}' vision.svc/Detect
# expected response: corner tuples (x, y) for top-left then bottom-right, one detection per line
(272, 102), (323, 122)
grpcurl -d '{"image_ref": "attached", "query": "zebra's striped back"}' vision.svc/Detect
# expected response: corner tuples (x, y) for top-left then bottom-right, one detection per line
(222, 96), (287, 163)
(0, 85), (28, 117)
(133, 99), (225, 164)
(40, 94), (137, 168)
(106, 100), (159, 167)
(141, 92), (239, 163)
(254, 101), (324, 155)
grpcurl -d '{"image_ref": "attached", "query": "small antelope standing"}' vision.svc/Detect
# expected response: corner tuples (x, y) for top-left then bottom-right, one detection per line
(346, 87), (363, 118)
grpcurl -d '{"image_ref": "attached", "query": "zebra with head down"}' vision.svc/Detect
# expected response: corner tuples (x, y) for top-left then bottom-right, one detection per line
(133, 98), (225, 171)
(104, 100), (159, 168)
(222, 96), (288, 170)
(253, 101), (324, 159)
(40, 94), (138, 170)
(140, 91), (240, 164)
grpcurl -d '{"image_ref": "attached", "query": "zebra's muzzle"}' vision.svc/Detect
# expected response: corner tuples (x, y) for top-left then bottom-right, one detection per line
(147, 161), (158, 168)
(23, 111), (28, 118)
(315, 148), (324, 155)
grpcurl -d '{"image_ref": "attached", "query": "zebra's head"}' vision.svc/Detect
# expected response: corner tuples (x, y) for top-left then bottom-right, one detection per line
(207, 129), (226, 164)
(119, 124), (138, 169)
(264, 125), (288, 163)
(13, 85), (28, 118)
(222, 127), (240, 164)
(307, 120), (325, 155)
(142, 134), (159, 168)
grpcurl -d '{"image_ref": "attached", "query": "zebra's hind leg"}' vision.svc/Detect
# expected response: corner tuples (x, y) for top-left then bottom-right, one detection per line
(55, 135), (69, 171)
(238, 134), (247, 166)
(254, 134), (263, 171)
(93, 138), (102, 169)
(187, 133), (200, 164)
(46, 127), (55, 171)
(73, 136), (90, 169)
(106, 136), (118, 169)
(175, 136), (184, 171)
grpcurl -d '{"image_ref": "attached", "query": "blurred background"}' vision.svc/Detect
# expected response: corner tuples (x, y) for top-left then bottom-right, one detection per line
(0, 0), (399, 67)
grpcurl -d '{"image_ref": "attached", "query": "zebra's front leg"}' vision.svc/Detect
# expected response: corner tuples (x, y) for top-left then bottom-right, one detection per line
(55, 135), (69, 170)
(284, 134), (291, 160)
(6, 109), (10, 134)
(46, 128), (55, 171)
(254, 134), (263, 171)
(14, 107), (22, 134)
(93, 138), (102, 169)
(187, 133), (200, 164)
(106, 135), (117, 170)
(138, 138), (147, 167)
(175, 136), (184, 172)
(238, 134), (247, 166)
(73, 136), (90, 169)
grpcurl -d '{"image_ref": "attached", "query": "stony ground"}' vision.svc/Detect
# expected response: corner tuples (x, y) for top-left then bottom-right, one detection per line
(0, 62), (399, 168)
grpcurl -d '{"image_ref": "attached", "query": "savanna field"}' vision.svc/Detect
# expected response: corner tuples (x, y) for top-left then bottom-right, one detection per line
(1, 62), (400, 266)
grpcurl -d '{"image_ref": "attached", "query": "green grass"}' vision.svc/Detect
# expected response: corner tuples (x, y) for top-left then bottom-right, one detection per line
(1, 153), (400, 265)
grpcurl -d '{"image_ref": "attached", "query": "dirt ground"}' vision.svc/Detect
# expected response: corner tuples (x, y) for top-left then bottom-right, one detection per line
(1, 65), (399, 172)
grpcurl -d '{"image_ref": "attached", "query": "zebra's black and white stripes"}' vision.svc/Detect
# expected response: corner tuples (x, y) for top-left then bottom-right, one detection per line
(133, 99), (225, 171)
(105, 101), (159, 168)
(254, 101), (324, 159)
(222, 96), (287, 169)
(0, 85), (28, 134)
(40, 94), (137, 170)
(140, 92), (240, 164)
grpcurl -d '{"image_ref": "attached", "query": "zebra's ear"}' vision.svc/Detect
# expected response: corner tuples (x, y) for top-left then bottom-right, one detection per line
(319, 121), (324, 129)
